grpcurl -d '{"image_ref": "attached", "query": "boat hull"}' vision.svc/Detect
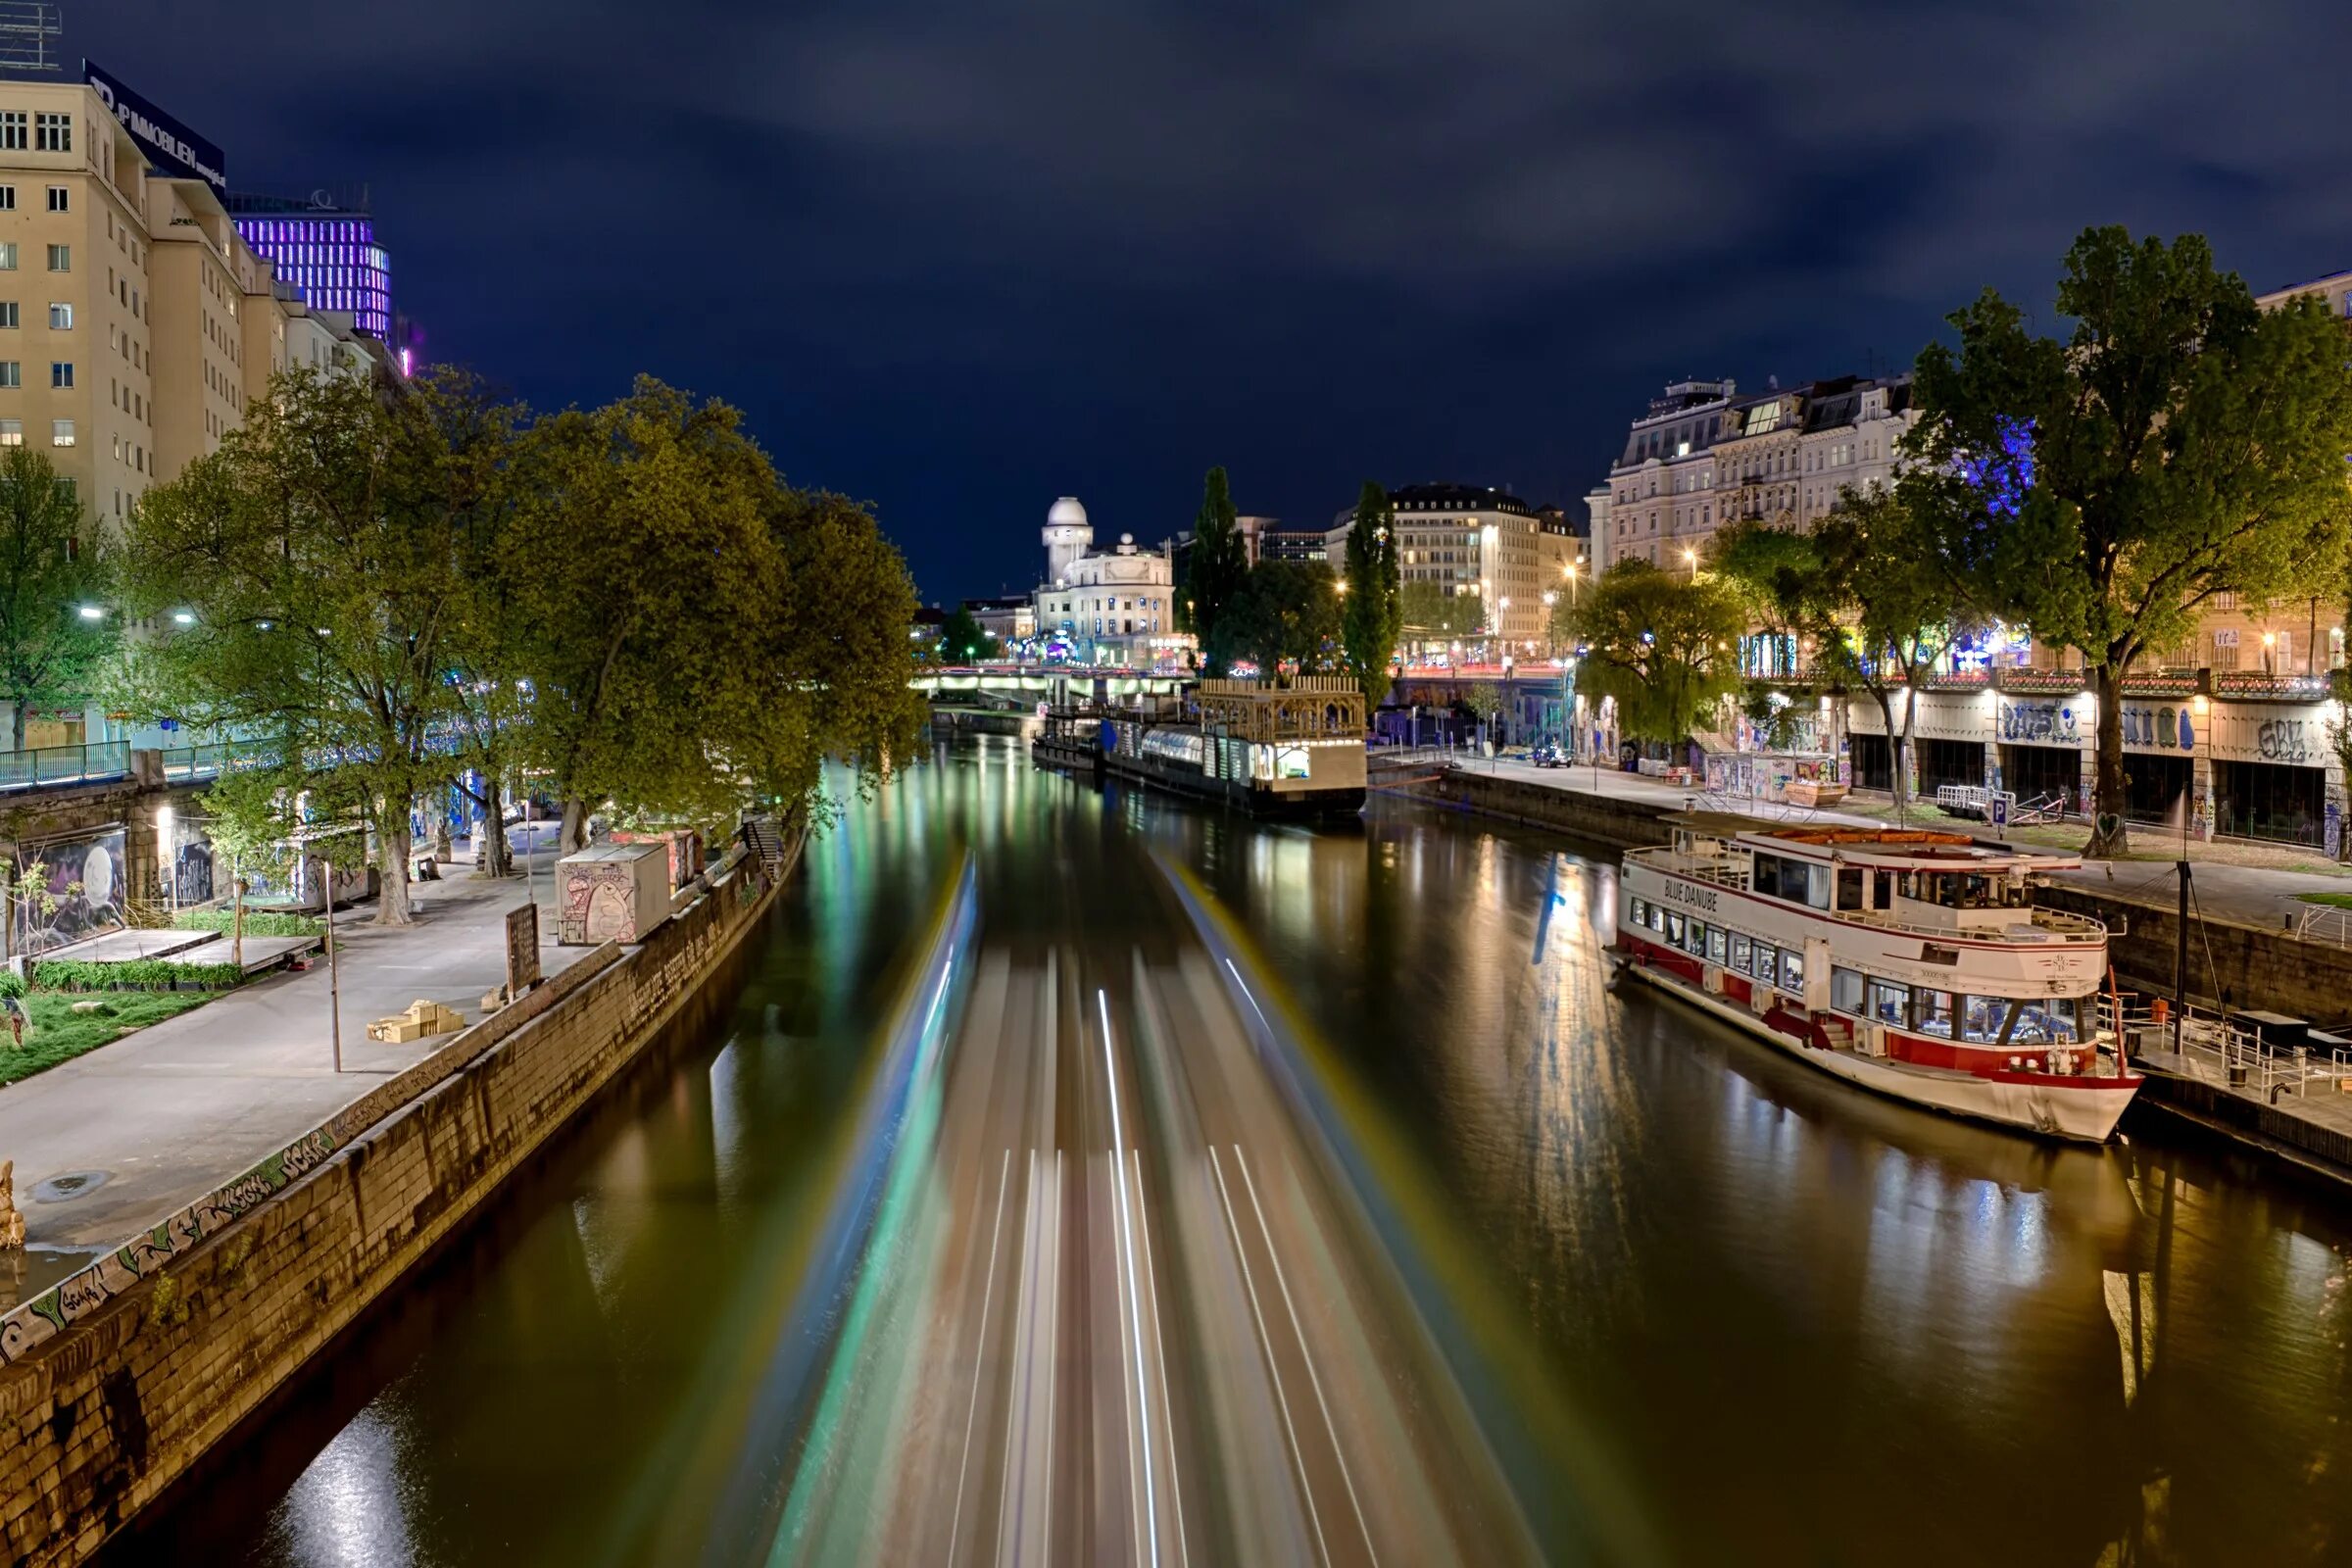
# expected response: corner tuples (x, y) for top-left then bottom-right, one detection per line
(1616, 945), (2138, 1143)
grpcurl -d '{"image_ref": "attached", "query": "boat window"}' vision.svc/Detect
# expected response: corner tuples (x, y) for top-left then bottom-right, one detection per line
(1915, 989), (1954, 1038)
(1874, 870), (1891, 908)
(1707, 926), (1729, 964)
(1630, 897), (1648, 928)
(1803, 863), (1830, 909)
(1781, 948), (1805, 989)
(1832, 966), (1865, 1013)
(1648, 903), (1666, 934)
(1685, 919), (1707, 956)
(1962, 995), (2015, 1043)
(1751, 943), (1778, 983)
(1837, 867), (1864, 911)
(1666, 911), (1686, 946)
(1752, 855), (1782, 900)
(1729, 932), (1751, 971)
(2013, 997), (2080, 1043)
(1867, 977), (1910, 1027)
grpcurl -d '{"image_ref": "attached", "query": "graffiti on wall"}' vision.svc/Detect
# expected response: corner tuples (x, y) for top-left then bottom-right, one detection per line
(2258, 717), (2316, 763)
(1998, 702), (2080, 745)
(560, 861), (643, 946)
(10, 828), (127, 956)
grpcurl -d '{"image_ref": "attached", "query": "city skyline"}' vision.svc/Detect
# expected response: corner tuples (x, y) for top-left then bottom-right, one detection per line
(65, 0), (2352, 601)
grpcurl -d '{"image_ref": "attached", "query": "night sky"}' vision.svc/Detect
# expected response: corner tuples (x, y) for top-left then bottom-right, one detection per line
(78, 2), (2352, 602)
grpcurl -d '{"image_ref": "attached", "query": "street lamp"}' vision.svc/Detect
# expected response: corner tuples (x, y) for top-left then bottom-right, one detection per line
(1682, 547), (1699, 579)
(75, 605), (103, 621)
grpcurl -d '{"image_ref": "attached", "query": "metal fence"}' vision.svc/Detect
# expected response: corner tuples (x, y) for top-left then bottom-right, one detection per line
(157, 740), (274, 782)
(0, 740), (130, 791)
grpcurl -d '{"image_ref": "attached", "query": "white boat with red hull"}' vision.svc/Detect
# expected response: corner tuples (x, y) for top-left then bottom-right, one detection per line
(1612, 825), (2140, 1143)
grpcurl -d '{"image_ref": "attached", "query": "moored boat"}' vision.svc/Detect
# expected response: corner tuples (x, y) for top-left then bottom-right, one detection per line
(1613, 825), (2140, 1142)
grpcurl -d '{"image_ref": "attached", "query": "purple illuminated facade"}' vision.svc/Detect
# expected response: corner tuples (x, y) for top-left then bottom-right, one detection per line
(231, 213), (391, 340)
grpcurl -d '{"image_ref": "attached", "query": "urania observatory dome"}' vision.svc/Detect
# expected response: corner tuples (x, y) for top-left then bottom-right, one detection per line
(1046, 496), (1090, 530)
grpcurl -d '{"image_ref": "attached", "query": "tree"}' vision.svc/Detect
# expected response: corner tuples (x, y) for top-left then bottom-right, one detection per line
(1910, 226), (2352, 857)
(1560, 559), (1746, 747)
(197, 762), (301, 968)
(122, 369), (465, 925)
(1402, 580), (1484, 644)
(1710, 495), (1975, 812)
(0, 447), (116, 753)
(754, 487), (927, 834)
(1188, 466), (1249, 672)
(1209, 561), (1344, 675)
(1340, 481), (1403, 708)
(938, 607), (1002, 663)
(508, 378), (794, 851)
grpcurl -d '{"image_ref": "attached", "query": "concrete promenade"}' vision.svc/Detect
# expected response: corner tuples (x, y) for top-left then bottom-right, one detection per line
(0, 846), (586, 1296)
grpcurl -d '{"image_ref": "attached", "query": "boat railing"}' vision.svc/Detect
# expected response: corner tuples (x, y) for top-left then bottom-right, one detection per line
(1829, 903), (2106, 946)
(2110, 1002), (2352, 1100)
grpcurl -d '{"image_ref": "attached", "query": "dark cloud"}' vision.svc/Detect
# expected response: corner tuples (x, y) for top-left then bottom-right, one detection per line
(67, 0), (2352, 597)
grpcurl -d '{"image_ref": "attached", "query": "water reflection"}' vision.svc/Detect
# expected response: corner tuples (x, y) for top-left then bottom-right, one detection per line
(122, 737), (2352, 1568)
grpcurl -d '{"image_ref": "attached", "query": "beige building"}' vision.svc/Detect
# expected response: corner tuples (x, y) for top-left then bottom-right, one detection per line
(0, 80), (377, 544)
(1390, 483), (1547, 647)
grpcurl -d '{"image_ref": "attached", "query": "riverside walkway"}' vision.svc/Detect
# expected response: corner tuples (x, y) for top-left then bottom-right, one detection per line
(0, 845), (588, 1302)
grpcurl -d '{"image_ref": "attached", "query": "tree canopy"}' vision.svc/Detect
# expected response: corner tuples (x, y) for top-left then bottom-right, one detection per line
(0, 447), (115, 754)
(937, 607), (1002, 663)
(1401, 580), (1484, 642)
(1909, 225), (2352, 854)
(1209, 560), (1343, 675)
(1559, 559), (1746, 746)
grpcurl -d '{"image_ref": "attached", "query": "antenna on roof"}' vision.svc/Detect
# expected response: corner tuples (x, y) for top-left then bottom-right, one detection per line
(0, 2), (62, 73)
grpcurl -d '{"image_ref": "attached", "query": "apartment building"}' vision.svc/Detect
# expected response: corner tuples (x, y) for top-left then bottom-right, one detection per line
(0, 79), (154, 528)
(1390, 483), (1547, 645)
(1584, 378), (1739, 572)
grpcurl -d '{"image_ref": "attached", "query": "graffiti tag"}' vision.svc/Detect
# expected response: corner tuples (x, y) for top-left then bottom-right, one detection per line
(2259, 717), (2314, 763)
(1999, 702), (2080, 745)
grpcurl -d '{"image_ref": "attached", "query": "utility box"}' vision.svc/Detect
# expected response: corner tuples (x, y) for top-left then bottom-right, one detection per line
(557, 842), (669, 946)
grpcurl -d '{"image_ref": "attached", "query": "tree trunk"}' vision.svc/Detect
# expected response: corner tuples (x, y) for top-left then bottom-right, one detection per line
(2085, 662), (2130, 860)
(432, 805), (453, 863)
(559, 797), (591, 856)
(8, 701), (23, 755)
(476, 777), (514, 878)
(1872, 687), (1904, 812)
(374, 822), (416, 926)
(231, 867), (244, 969)
(1899, 687), (1923, 819)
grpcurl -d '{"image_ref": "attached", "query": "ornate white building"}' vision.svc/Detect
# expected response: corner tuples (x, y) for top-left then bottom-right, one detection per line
(1031, 497), (1191, 668)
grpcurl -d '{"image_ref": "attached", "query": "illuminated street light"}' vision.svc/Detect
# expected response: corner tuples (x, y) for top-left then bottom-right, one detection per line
(75, 605), (103, 620)
(172, 610), (195, 625)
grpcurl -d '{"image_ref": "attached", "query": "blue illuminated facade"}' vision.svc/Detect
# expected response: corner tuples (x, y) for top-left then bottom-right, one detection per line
(228, 205), (391, 340)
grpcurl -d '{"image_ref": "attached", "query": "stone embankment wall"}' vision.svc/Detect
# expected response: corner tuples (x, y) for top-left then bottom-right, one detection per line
(0, 842), (793, 1565)
(2034, 883), (2352, 1026)
(1381, 766), (1680, 852)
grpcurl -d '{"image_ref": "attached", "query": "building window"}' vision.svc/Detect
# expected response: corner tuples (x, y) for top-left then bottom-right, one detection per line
(46, 303), (68, 330)
(44, 185), (66, 213)
(0, 113), (21, 151)
(33, 113), (70, 153)
(51, 417), (73, 447)
(0, 304), (14, 330)
(45, 244), (68, 272)
(0, 362), (16, 388)
(0, 419), (18, 446)
(0, 186), (12, 212)
(0, 243), (15, 271)
(49, 362), (70, 389)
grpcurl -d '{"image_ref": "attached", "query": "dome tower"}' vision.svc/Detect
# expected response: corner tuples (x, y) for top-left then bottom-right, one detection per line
(1043, 496), (1094, 582)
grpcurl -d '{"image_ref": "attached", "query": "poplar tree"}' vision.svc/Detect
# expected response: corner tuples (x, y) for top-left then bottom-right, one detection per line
(1188, 466), (1248, 672)
(0, 448), (115, 754)
(1341, 480), (1402, 707)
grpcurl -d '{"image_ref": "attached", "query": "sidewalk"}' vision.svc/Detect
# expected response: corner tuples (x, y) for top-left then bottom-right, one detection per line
(0, 848), (588, 1298)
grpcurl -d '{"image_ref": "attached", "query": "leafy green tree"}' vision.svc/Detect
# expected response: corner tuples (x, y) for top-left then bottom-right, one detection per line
(1189, 466), (1249, 672)
(1710, 495), (1974, 811)
(1561, 559), (1745, 746)
(1340, 481), (1402, 708)
(0, 447), (116, 753)
(1403, 580), (1484, 644)
(197, 763), (301, 967)
(1210, 561), (1344, 675)
(938, 607), (1003, 663)
(755, 487), (927, 834)
(508, 378), (792, 851)
(122, 369), (464, 925)
(1910, 226), (2352, 856)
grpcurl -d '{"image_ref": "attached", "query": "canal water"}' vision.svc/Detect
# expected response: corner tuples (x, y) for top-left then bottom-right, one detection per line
(122, 736), (2352, 1567)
